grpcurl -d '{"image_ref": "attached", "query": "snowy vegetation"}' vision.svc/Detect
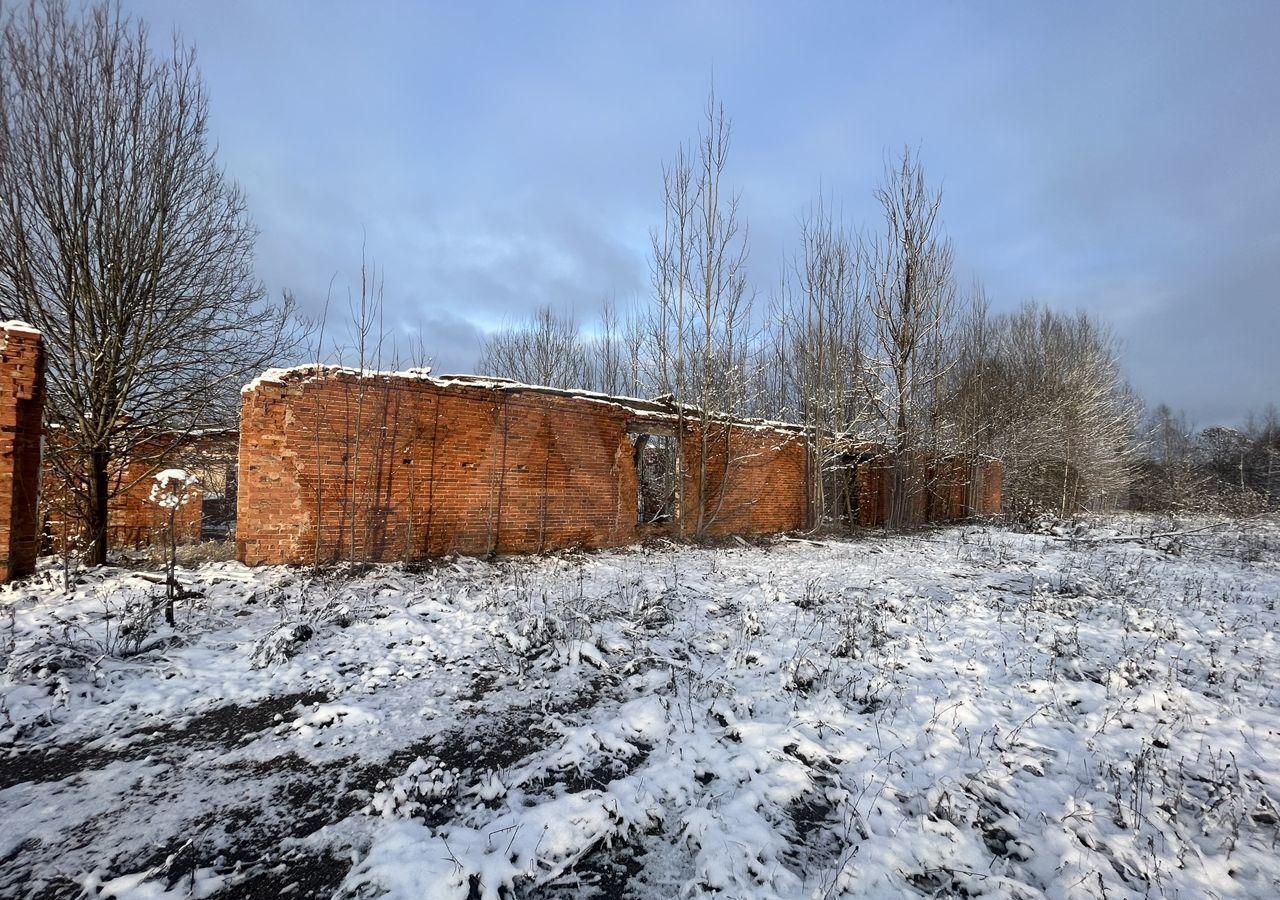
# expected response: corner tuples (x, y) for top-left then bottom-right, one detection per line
(2, 517), (1278, 898)
(0, 5), (1275, 898)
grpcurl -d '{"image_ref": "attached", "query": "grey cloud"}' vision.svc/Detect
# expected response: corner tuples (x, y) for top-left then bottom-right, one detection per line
(119, 0), (1278, 424)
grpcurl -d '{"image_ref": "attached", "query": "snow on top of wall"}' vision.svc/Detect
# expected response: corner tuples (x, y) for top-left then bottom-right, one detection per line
(242, 364), (807, 437)
(432, 373), (678, 417)
(0, 320), (40, 335)
(240, 364), (436, 395)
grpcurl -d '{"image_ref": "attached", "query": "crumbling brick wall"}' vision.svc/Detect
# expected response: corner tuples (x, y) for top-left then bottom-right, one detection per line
(929, 456), (976, 522)
(237, 369), (810, 565)
(41, 431), (236, 551)
(0, 323), (44, 581)
(857, 453), (1004, 526)
(240, 370), (641, 564)
(237, 367), (1002, 562)
(682, 422), (809, 536)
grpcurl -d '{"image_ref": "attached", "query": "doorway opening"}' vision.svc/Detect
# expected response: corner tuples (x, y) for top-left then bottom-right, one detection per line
(633, 431), (679, 526)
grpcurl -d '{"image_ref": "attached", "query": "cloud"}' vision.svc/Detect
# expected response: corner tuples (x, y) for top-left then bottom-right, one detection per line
(120, 0), (1279, 423)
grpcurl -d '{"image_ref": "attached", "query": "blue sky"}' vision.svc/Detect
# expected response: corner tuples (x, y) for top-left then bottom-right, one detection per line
(122, 0), (1279, 425)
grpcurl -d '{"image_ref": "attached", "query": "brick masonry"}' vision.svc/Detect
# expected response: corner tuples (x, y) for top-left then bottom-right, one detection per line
(237, 369), (813, 566)
(41, 430), (238, 552)
(0, 324), (45, 581)
(0, 339), (1005, 578)
(856, 453), (1004, 526)
(681, 422), (809, 538)
(99, 453), (205, 548)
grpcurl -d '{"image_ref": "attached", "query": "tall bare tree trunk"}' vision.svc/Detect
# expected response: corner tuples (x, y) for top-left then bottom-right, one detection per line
(88, 445), (110, 566)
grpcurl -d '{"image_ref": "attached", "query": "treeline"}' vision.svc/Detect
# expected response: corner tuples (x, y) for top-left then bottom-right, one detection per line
(479, 95), (1144, 525)
(1134, 405), (1279, 514)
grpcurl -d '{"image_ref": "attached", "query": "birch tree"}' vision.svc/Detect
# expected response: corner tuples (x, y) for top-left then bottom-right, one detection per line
(647, 89), (754, 537)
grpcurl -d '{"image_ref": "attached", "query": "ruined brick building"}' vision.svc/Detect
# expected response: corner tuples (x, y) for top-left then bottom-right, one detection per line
(236, 366), (1003, 566)
(0, 329), (1002, 580)
(237, 368), (812, 565)
(40, 428), (238, 552)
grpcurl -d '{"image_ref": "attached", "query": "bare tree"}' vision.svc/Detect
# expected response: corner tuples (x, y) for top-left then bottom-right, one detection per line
(946, 302), (1139, 517)
(1201, 424), (1248, 493)
(648, 139), (696, 406)
(338, 249), (386, 563)
(1129, 404), (1280, 515)
(647, 88), (755, 537)
(864, 148), (960, 526)
(1249, 406), (1280, 506)
(773, 195), (871, 526)
(590, 295), (626, 396)
(0, 0), (300, 564)
(149, 468), (198, 624)
(477, 304), (592, 389)
(1147, 405), (1207, 510)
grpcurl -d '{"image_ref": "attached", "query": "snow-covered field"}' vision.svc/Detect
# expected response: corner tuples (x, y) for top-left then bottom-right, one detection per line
(2, 517), (1279, 899)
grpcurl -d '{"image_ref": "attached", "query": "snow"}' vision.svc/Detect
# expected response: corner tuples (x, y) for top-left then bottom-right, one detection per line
(240, 366), (805, 436)
(149, 469), (198, 510)
(2, 516), (1279, 898)
(152, 469), (194, 485)
(240, 364), (440, 395)
(0, 320), (41, 354)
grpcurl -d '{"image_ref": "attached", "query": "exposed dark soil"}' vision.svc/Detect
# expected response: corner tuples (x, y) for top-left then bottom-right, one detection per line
(0, 691), (329, 790)
(0, 679), (604, 900)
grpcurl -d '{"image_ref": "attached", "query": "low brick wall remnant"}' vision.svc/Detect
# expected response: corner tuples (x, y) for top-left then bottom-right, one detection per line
(41, 430), (238, 552)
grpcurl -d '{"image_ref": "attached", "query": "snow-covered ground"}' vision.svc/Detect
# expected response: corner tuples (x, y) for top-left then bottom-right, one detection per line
(2, 517), (1279, 899)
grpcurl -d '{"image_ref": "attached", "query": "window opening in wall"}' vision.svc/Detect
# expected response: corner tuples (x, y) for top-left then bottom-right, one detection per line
(201, 464), (237, 541)
(634, 432), (679, 525)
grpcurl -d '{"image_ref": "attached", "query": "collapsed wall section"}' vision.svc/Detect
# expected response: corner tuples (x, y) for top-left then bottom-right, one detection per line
(0, 323), (44, 581)
(238, 370), (647, 565)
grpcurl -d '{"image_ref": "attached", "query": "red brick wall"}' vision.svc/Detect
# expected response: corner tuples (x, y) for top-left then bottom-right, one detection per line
(682, 422), (808, 536)
(856, 460), (891, 526)
(856, 454), (1004, 526)
(239, 371), (639, 564)
(928, 457), (974, 522)
(42, 432), (235, 551)
(975, 458), (1004, 515)
(237, 370), (810, 565)
(100, 457), (205, 548)
(0, 324), (44, 581)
